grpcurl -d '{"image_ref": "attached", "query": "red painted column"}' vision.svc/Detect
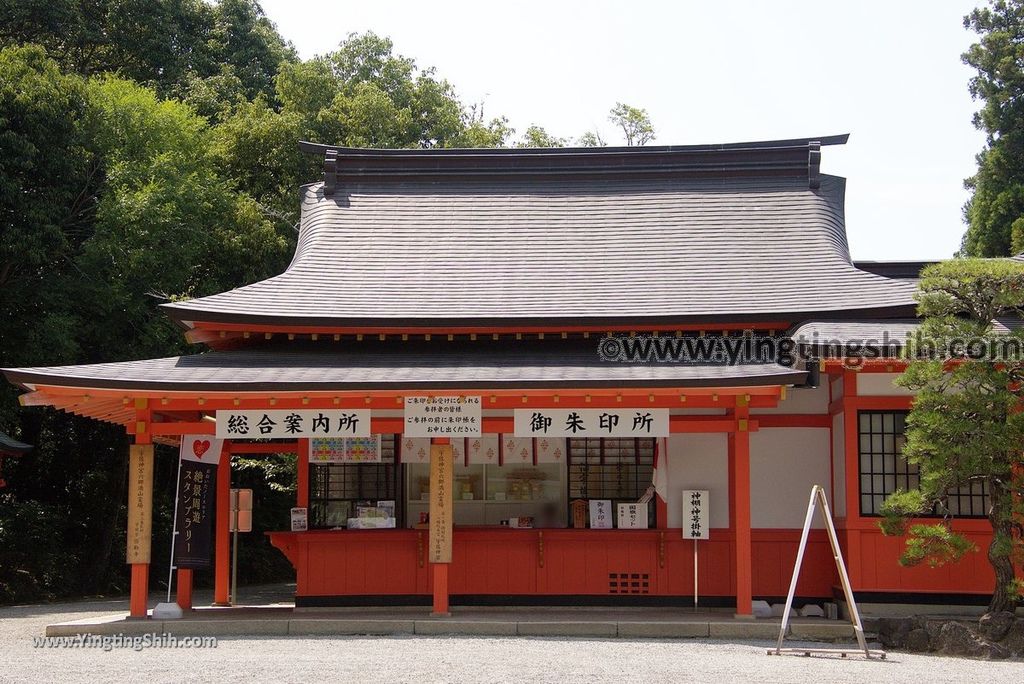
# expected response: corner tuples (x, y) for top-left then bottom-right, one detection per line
(431, 437), (451, 616)
(731, 404), (752, 617)
(656, 437), (669, 529)
(297, 438), (310, 508)
(432, 564), (450, 615)
(841, 370), (863, 586)
(214, 442), (231, 605)
(176, 568), (193, 610)
(129, 564), (149, 618)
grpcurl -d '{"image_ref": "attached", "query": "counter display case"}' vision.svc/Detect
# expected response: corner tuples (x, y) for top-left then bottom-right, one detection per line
(405, 461), (566, 527)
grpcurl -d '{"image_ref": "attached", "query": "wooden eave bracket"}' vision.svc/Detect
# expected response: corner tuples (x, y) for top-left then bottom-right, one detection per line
(808, 141), (821, 190)
(324, 149), (338, 195)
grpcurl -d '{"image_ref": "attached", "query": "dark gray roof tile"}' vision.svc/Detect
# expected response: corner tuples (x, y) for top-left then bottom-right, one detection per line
(162, 169), (917, 327)
(4, 340), (805, 391)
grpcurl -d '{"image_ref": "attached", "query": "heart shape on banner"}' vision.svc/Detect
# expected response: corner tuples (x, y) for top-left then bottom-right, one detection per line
(192, 439), (211, 459)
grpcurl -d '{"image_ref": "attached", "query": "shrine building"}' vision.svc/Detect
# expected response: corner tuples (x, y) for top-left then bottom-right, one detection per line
(2, 135), (996, 618)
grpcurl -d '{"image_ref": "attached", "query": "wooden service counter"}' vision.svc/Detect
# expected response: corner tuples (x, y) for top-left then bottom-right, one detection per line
(267, 526), (838, 605)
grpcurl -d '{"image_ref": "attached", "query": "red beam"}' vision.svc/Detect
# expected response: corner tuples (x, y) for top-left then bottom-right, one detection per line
(227, 442), (299, 454)
(29, 385), (784, 412)
(149, 422), (214, 435)
(754, 414), (831, 428)
(129, 415), (768, 437)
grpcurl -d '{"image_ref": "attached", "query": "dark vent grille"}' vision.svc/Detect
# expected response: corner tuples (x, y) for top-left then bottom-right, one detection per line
(608, 572), (649, 594)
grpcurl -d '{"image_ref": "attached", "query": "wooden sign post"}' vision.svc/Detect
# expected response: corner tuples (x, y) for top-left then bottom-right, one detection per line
(682, 490), (710, 611)
(428, 444), (454, 563)
(126, 444), (154, 565)
(428, 443), (453, 615)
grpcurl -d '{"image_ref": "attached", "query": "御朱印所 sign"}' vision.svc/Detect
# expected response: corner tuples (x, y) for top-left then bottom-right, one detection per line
(215, 409), (370, 439)
(514, 408), (669, 437)
(404, 396), (481, 437)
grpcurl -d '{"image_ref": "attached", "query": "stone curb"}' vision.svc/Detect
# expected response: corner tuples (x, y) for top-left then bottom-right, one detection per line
(414, 620), (518, 636)
(289, 619), (415, 636)
(516, 621), (618, 637)
(46, 618), (860, 641)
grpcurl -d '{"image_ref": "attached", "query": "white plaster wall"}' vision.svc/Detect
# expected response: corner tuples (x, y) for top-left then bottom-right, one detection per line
(831, 412), (846, 517)
(665, 433), (729, 528)
(749, 428), (830, 528)
(831, 374), (844, 399)
(752, 382), (829, 414)
(856, 372), (913, 396)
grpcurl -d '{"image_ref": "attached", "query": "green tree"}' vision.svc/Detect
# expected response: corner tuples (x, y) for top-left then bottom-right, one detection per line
(961, 1), (1024, 256)
(609, 102), (655, 146)
(0, 45), (92, 376)
(576, 130), (607, 147)
(0, 27), (564, 603)
(517, 125), (567, 148)
(0, 46), (289, 600)
(0, 0), (295, 103)
(880, 258), (1024, 616)
(452, 105), (513, 148)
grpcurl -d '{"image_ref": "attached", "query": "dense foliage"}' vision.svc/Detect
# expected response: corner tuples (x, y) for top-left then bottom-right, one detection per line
(962, 1), (1024, 256)
(0, 1), (656, 603)
(880, 259), (1024, 615)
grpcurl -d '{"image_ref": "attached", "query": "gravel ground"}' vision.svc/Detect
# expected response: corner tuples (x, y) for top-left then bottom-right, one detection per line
(2, 599), (1022, 683)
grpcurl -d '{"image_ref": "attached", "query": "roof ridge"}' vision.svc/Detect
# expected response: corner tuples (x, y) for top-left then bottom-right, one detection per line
(310, 136), (849, 194)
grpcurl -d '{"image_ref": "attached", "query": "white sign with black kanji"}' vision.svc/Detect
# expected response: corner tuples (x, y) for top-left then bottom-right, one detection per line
(513, 408), (669, 438)
(682, 489), (710, 540)
(215, 409), (370, 439)
(404, 396), (482, 437)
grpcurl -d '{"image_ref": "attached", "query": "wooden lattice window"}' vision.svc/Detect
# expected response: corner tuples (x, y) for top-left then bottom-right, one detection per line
(567, 438), (655, 527)
(857, 411), (988, 517)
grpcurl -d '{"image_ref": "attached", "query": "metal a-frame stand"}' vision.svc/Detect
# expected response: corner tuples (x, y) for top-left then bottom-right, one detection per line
(767, 485), (886, 659)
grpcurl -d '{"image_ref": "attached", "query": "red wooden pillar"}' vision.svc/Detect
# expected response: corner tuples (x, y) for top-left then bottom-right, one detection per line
(176, 568), (193, 610)
(430, 437), (451, 616)
(656, 437), (669, 529)
(841, 369), (863, 586)
(213, 442), (231, 605)
(128, 402), (153, 618)
(731, 403), (752, 616)
(297, 438), (310, 508)
(432, 564), (450, 615)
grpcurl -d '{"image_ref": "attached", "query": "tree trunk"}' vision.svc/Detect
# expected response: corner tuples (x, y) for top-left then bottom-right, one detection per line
(985, 477), (1019, 616)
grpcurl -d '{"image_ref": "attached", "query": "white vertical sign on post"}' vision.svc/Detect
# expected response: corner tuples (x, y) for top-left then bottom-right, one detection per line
(588, 500), (613, 529)
(682, 489), (710, 610)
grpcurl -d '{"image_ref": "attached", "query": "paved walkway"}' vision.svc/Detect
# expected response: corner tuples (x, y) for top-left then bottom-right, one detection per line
(4, 595), (1022, 684)
(47, 604), (861, 641)
(33, 582), (860, 641)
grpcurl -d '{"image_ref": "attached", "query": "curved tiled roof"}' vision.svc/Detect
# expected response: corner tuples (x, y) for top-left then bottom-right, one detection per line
(789, 317), (1024, 345)
(4, 340), (806, 392)
(162, 138), (916, 328)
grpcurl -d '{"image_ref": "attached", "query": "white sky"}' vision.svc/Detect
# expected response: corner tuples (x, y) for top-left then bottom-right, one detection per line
(260, 0), (987, 261)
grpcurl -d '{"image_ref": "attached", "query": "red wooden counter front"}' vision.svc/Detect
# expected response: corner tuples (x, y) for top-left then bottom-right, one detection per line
(268, 527), (839, 605)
